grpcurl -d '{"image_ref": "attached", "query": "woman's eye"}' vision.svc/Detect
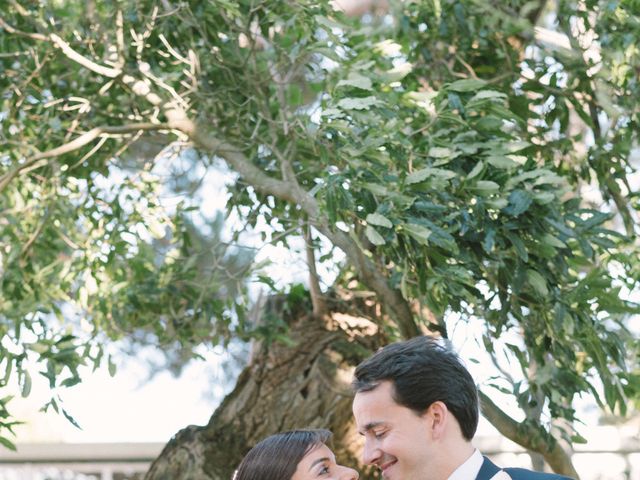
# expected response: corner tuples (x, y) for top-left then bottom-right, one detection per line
(319, 465), (330, 475)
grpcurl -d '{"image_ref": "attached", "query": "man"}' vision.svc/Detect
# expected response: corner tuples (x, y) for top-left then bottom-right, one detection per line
(352, 336), (573, 480)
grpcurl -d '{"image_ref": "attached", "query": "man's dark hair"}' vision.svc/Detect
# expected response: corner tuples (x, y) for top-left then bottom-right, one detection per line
(234, 429), (331, 480)
(353, 336), (479, 440)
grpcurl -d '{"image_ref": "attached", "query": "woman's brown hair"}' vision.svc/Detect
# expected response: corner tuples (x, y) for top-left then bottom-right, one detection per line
(234, 429), (332, 480)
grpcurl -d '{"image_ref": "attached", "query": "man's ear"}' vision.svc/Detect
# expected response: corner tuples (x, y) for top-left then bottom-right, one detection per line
(425, 401), (448, 440)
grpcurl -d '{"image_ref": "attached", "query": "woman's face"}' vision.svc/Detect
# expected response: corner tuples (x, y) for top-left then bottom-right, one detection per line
(291, 443), (359, 480)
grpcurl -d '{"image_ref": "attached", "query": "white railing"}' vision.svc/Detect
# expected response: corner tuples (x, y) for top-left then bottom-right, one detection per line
(0, 442), (162, 480)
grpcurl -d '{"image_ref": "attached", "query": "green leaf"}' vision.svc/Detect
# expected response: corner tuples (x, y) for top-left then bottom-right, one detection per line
(468, 90), (508, 102)
(505, 232), (529, 262)
(29, 342), (49, 354)
(362, 183), (388, 196)
(402, 223), (432, 245)
(541, 233), (566, 249)
(448, 78), (488, 92)
(471, 180), (500, 194)
(0, 436), (16, 451)
(337, 96), (381, 110)
(365, 225), (386, 246)
(506, 169), (563, 189)
(571, 434), (588, 444)
(62, 408), (82, 429)
(485, 155), (518, 169)
(382, 62), (413, 82)
(533, 191), (556, 204)
(503, 190), (533, 217)
(406, 168), (457, 184)
(366, 213), (393, 228)
(21, 371), (31, 398)
(505, 141), (531, 152)
(467, 161), (484, 180)
(527, 269), (549, 296)
(108, 355), (117, 377)
(336, 73), (373, 91)
(287, 84), (302, 106)
(428, 147), (454, 159)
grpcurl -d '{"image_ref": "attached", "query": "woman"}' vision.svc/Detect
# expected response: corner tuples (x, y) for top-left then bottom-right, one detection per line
(234, 429), (359, 480)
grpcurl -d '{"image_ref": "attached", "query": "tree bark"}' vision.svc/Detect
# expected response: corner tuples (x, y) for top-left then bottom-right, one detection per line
(145, 312), (380, 480)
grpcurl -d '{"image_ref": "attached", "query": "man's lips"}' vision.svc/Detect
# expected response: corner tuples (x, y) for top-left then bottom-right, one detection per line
(379, 459), (397, 475)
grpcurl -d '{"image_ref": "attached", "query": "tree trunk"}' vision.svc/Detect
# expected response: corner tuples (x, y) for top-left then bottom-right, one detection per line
(144, 313), (379, 480)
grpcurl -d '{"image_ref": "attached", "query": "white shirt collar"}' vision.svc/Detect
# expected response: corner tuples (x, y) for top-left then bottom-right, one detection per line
(447, 449), (483, 480)
(447, 450), (512, 480)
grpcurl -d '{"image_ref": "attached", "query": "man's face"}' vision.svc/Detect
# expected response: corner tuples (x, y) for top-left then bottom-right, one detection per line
(353, 381), (437, 480)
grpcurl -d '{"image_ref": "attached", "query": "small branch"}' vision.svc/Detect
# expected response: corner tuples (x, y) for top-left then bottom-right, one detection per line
(158, 34), (191, 65)
(604, 176), (635, 236)
(488, 349), (516, 385)
(304, 223), (328, 317)
(0, 17), (121, 78)
(50, 33), (121, 77)
(115, 10), (126, 67)
(0, 123), (170, 192)
(454, 53), (478, 80)
(21, 209), (51, 257)
(139, 65), (190, 111)
(0, 17), (47, 41)
(71, 135), (109, 170)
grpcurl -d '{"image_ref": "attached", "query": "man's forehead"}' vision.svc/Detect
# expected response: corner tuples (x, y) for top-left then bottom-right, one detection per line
(353, 381), (395, 406)
(353, 388), (392, 428)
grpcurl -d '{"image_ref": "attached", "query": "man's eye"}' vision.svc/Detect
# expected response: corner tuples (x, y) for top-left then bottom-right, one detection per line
(374, 431), (386, 439)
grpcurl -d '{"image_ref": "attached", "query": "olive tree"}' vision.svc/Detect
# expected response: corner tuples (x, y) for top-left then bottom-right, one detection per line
(1, 1), (639, 477)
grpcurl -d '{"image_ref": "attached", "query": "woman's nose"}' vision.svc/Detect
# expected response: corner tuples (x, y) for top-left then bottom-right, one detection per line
(339, 466), (359, 480)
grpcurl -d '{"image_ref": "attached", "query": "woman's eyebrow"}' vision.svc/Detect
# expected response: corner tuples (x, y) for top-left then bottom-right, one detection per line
(308, 457), (330, 471)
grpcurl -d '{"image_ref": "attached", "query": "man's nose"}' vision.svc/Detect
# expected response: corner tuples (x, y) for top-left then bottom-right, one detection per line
(362, 440), (380, 465)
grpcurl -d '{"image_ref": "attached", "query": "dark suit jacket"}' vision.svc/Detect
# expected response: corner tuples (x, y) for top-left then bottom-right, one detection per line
(476, 456), (574, 480)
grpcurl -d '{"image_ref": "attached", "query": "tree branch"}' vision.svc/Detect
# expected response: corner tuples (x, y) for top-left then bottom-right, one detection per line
(479, 391), (578, 477)
(0, 123), (170, 192)
(175, 113), (419, 338)
(0, 17), (122, 78)
(304, 223), (328, 317)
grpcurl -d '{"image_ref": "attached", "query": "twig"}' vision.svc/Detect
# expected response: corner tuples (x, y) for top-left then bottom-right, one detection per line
(454, 53), (478, 80)
(304, 222), (327, 317)
(21, 209), (51, 257)
(0, 17), (121, 78)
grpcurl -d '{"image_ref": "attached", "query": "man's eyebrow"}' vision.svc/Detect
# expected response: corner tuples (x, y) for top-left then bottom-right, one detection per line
(308, 457), (330, 471)
(358, 421), (384, 435)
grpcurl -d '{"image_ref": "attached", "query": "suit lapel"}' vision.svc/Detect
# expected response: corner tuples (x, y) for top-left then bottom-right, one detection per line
(476, 457), (503, 480)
